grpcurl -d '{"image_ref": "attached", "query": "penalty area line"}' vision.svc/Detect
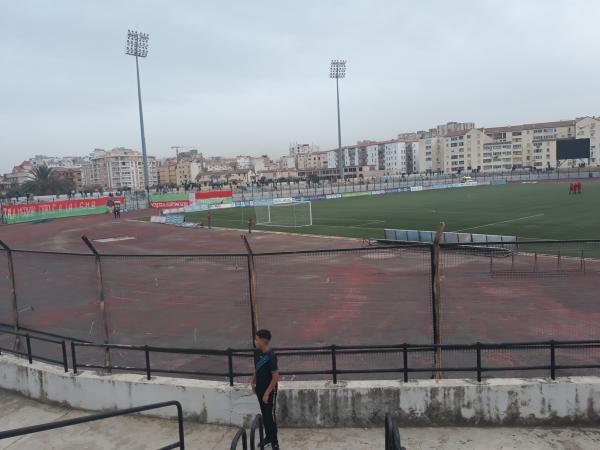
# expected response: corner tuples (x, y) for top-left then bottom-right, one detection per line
(455, 213), (545, 232)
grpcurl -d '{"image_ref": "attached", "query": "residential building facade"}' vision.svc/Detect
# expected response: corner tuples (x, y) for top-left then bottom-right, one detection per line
(81, 148), (158, 190)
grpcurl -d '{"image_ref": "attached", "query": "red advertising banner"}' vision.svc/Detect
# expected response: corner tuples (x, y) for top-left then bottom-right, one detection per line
(1, 196), (126, 224)
(194, 190), (233, 199)
(2, 197), (125, 215)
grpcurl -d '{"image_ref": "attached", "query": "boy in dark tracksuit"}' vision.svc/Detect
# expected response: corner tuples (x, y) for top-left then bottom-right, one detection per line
(252, 329), (280, 449)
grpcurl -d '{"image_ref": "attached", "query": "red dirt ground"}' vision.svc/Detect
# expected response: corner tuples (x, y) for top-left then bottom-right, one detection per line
(1, 211), (599, 378)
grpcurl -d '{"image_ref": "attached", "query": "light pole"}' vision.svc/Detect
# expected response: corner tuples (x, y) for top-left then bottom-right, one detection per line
(125, 30), (151, 191)
(330, 59), (346, 180)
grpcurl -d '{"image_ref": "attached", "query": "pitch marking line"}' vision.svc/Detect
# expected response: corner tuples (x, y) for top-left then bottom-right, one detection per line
(93, 236), (136, 243)
(456, 213), (545, 232)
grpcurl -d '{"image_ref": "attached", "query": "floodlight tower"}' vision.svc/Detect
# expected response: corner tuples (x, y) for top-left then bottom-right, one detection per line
(125, 30), (150, 191)
(329, 59), (346, 180)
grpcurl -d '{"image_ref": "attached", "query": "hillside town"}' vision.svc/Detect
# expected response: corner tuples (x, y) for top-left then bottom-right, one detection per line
(1, 115), (599, 196)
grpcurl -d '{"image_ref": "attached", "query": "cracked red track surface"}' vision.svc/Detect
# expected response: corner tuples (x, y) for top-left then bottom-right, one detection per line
(1, 212), (599, 378)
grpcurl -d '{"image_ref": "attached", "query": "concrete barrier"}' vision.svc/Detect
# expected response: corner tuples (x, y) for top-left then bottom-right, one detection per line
(3, 355), (600, 427)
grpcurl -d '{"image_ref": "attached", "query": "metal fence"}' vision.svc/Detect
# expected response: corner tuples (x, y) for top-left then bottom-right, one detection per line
(3, 325), (600, 386)
(0, 238), (599, 380)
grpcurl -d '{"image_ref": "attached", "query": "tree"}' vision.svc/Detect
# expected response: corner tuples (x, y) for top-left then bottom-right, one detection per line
(22, 165), (75, 196)
(306, 174), (320, 185)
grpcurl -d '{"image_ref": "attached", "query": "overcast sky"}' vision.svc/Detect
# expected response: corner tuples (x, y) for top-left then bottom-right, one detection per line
(1, 0), (599, 173)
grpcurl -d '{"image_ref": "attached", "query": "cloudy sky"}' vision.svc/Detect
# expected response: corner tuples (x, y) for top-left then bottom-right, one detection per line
(1, 0), (599, 173)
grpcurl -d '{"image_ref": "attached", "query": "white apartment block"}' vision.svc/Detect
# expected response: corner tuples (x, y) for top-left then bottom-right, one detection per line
(28, 155), (88, 169)
(442, 128), (488, 174)
(418, 136), (443, 173)
(407, 141), (420, 174)
(575, 116), (600, 165)
(176, 158), (202, 186)
(236, 156), (252, 170)
(383, 141), (408, 175)
(326, 150), (338, 170)
(344, 147), (360, 168)
(366, 144), (380, 167)
(82, 148), (157, 190)
(279, 155), (296, 170)
(483, 120), (575, 171)
(289, 143), (318, 157)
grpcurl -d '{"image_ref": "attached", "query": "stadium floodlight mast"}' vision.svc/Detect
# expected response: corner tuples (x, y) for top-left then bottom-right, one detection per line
(330, 59), (346, 180)
(125, 30), (151, 191)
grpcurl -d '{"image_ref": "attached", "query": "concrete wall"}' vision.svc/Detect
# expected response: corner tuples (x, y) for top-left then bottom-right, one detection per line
(2, 355), (600, 427)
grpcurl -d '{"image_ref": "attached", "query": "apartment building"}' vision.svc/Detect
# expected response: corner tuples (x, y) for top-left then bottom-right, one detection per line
(28, 155), (88, 169)
(176, 158), (202, 186)
(405, 140), (420, 174)
(158, 159), (178, 185)
(81, 148), (158, 190)
(50, 167), (83, 191)
(4, 161), (34, 186)
(442, 128), (488, 174)
(483, 120), (575, 170)
(418, 136), (443, 173)
(575, 116), (600, 165)
(251, 156), (272, 172)
(382, 140), (408, 175)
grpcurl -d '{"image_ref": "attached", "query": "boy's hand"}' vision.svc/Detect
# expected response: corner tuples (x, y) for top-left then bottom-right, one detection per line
(262, 392), (269, 404)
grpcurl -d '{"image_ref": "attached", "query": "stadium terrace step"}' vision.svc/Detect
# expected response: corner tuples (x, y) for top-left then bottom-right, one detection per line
(2, 389), (600, 449)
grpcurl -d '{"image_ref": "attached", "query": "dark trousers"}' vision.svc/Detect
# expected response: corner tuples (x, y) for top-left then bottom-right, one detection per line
(257, 390), (278, 446)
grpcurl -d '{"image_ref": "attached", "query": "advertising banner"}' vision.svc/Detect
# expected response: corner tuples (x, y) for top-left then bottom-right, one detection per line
(194, 190), (233, 205)
(149, 193), (192, 209)
(341, 191), (371, 198)
(1, 196), (126, 224)
(273, 197), (293, 204)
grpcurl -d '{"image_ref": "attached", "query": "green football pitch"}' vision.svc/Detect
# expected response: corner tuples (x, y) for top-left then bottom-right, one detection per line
(185, 182), (600, 241)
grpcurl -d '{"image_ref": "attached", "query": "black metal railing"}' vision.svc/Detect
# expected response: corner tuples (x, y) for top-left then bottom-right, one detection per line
(64, 338), (600, 385)
(0, 328), (68, 372)
(230, 427), (248, 450)
(3, 322), (600, 384)
(384, 413), (404, 450)
(0, 400), (185, 449)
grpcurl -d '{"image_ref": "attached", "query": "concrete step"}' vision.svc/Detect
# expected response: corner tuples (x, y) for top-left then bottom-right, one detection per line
(1, 389), (599, 449)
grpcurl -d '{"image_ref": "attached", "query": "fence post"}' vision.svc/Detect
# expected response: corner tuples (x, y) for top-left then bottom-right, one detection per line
(402, 343), (408, 383)
(476, 342), (482, 382)
(581, 249), (585, 273)
(430, 222), (445, 379)
(550, 340), (556, 380)
(227, 348), (234, 386)
(331, 345), (337, 384)
(25, 334), (32, 363)
(71, 341), (78, 374)
(144, 345), (151, 380)
(0, 240), (21, 351)
(81, 236), (112, 372)
(242, 235), (259, 346)
(61, 341), (68, 372)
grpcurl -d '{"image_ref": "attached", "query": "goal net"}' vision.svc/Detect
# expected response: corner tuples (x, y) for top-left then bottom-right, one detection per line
(254, 201), (313, 227)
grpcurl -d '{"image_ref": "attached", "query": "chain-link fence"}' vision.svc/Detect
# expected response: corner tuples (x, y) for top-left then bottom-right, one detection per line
(0, 238), (599, 380)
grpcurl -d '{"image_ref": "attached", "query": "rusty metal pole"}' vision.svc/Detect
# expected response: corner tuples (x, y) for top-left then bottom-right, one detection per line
(242, 235), (259, 346)
(0, 240), (20, 350)
(81, 235), (111, 371)
(431, 222), (445, 379)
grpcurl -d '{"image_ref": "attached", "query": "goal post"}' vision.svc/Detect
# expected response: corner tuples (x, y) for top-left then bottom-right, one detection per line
(254, 201), (313, 227)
